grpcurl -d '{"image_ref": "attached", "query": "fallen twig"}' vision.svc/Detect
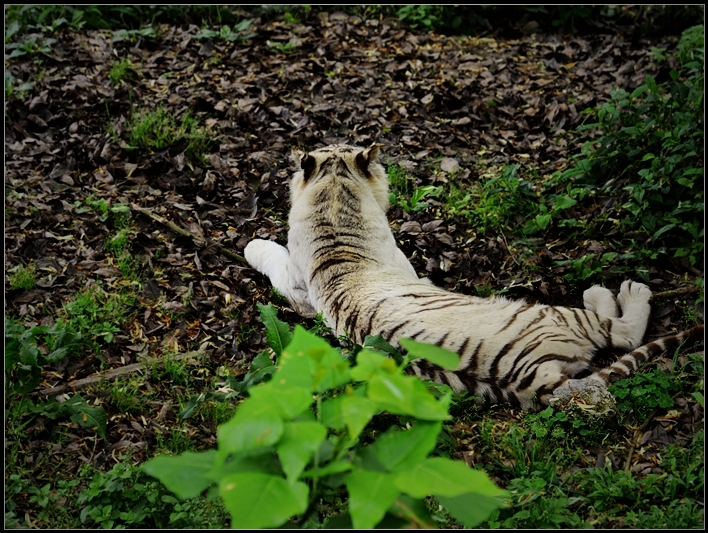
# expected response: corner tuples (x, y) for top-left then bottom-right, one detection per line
(130, 203), (248, 265)
(653, 285), (701, 299)
(31, 350), (210, 398)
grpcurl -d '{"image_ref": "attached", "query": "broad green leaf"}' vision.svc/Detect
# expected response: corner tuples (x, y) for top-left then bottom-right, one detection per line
(394, 457), (507, 499)
(553, 195), (577, 211)
(257, 302), (293, 356)
(350, 349), (398, 381)
(437, 492), (506, 528)
(387, 494), (436, 528)
(535, 213), (552, 230)
(400, 338), (460, 370)
(276, 325), (327, 391)
(320, 395), (345, 430)
(217, 398), (283, 456)
(341, 395), (377, 440)
(142, 450), (217, 499)
(345, 470), (400, 529)
(375, 421), (441, 471)
(308, 343), (351, 392)
(276, 421), (327, 481)
(65, 395), (107, 440)
(367, 373), (450, 420)
(249, 382), (313, 419)
(220, 473), (308, 529)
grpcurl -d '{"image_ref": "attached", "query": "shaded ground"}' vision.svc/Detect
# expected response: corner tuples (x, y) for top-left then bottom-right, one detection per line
(5, 11), (704, 528)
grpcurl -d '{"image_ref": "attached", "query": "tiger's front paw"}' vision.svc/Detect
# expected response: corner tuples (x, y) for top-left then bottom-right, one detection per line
(244, 239), (271, 273)
(617, 280), (652, 313)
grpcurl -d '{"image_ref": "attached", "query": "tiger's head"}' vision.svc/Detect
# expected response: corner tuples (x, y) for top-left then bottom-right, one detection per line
(289, 144), (390, 213)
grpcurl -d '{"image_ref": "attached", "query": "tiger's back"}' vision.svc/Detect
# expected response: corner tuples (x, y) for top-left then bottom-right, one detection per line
(245, 144), (704, 410)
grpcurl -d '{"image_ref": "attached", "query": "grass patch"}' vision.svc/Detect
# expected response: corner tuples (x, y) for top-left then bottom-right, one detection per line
(108, 58), (134, 86)
(127, 106), (210, 162)
(61, 282), (137, 344)
(9, 263), (37, 290)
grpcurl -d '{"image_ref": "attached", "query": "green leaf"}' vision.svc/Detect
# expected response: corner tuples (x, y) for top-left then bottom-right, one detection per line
(275, 326), (316, 391)
(363, 334), (404, 364)
(248, 382), (313, 419)
(65, 395), (107, 440)
(345, 470), (400, 529)
(276, 421), (327, 481)
(320, 395), (345, 430)
(367, 373), (450, 420)
(142, 450), (217, 499)
(217, 398), (283, 456)
(535, 213), (552, 230)
(375, 421), (442, 471)
(219, 473), (308, 528)
(400, 338), (460, 370)
(350, 349), (398, 382)
(438, 492), (506, 528)
(341, 395), (378, 440)
(394, 457), (507, 499)
(553, 195), (577, 211)
(257, 303), (293, 357)
(308, 343), (351, 392)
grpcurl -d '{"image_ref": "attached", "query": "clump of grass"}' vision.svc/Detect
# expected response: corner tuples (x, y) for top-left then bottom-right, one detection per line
(10, 263), (37, 290)
(128, 107), (210, 161)
(109, 58), (134, 86)
(61, 282), (137, 344)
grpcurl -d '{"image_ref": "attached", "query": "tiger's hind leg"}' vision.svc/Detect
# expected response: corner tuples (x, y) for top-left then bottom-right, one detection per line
(244, 239), (317, 317)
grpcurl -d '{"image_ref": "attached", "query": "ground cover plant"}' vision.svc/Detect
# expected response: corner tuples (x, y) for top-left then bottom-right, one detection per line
(5, 5), (704, 529)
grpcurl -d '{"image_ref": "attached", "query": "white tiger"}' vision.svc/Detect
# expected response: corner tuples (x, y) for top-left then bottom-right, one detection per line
(244, 144), (704, 410)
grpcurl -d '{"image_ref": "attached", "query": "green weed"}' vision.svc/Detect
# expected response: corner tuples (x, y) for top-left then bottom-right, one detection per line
(77, 461), (228, 528)
(9, 263), (37, 290)
(108, 58), (134, 86)
(61, 282), (137, 344)
(388, 163), (443, 213)
(127, 107), (210, 161)
(442, 165), (539, 234)
(108, 377), (150, 413)
(194, 19), (254, 42)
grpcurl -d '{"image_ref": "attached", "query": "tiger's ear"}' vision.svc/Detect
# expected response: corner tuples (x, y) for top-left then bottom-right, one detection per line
(291, 149), (317, 182)
(355, 143), (383, 177)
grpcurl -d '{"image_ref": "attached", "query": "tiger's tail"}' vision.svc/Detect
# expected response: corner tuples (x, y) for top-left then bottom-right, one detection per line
(590, 324), (704, 385)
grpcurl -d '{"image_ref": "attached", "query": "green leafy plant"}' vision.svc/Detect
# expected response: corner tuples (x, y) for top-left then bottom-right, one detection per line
(609, 368), (679, 420)
(5, 317), (107, 438)
(551, 24), (704, 265)
(144, 307), (508, 528)
(194, 19), (254, 42)
(5, 317), (83, 395)
(266, 39), (299, 54)
(77, 461), (229, 528)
